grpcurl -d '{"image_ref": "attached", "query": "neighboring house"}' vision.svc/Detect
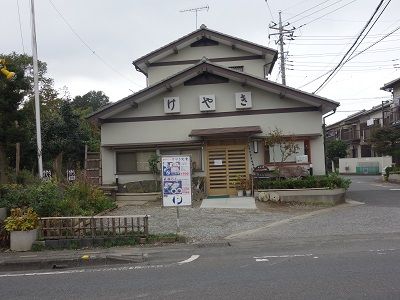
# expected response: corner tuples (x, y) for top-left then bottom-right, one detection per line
(89, 25), (339, 196)
(381, 77), (400, 128)
(326, 77), (400, 159)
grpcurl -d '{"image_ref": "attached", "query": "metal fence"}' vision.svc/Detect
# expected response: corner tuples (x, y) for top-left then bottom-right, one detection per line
(38, 215), (149, 240)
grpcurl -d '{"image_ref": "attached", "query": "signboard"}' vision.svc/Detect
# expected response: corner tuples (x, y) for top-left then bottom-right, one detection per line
(67, 169), (76, 182)
(162, 155), (192, 207)
(296, 155), (308, 164)
(235, 92), (252, 109)
(199, 94), (216, 111)
(164, 97), (180, 114)
(42, 170), (52, 180)
(214, 159), (223, 166)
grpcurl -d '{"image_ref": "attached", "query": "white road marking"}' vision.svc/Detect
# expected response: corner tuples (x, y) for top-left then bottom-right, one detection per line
(0, 264), (165, 278)
(177, 255), (200, 265)
(390, 189), (400, 191)
(255, 259), (269, 262)
(254, 254), (313, 259)
(313, 257), (319, 259)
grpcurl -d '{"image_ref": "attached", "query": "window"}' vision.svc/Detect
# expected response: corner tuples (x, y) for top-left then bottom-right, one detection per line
(160, 148), (203, 171)
(116, 151), (155, 173)
(264, 141), (307, 163)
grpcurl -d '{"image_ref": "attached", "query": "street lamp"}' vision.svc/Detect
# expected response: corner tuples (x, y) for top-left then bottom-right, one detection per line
(0, 59), (16, 80)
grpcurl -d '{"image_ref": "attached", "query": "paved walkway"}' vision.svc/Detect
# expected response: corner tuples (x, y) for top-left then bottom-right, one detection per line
(200, 197), (257, 209)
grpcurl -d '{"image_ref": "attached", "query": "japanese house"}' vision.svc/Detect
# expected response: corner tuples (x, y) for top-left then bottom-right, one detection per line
(326, 76), (400, 159)
(89, 25), (339, 196)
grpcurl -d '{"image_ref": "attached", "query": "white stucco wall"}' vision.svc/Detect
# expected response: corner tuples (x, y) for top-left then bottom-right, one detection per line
(147, 43), (271, 84)
(114, 81), (306, 119)
(100, 79), (327, 184)
(339, 156), (392, 174)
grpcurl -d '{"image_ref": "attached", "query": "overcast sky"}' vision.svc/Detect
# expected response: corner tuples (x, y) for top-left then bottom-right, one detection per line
(1, 0), (399, 124)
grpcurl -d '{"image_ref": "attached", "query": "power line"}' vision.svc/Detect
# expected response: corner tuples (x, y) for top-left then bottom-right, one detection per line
(281, 0), (313, 12)
(16, 0), (25, 53)
(285, 0), (333, 21)
(296, 0), (358, 29)
(313, 0), (388, 93)
(290, 37), (400, 45)
(47, 0), (143, 89)
(265, 0), (275, 22)
(346, 24), (400, 63)
(290, 0), (345, 23)
(289, 46), (400, 57)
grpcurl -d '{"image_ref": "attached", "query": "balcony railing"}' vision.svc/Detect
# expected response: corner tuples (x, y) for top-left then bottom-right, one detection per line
(340, 130), (360, 141)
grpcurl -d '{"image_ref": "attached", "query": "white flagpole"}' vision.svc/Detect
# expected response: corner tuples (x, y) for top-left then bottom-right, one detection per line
(30, 0), (43, 178)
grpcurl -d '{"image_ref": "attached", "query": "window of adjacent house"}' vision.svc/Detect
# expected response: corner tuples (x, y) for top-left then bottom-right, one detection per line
(264, 141), (306, 163)
(159, 148), (203, 171)
(116, 151), (155, 173)
(228, 66), (244, 72)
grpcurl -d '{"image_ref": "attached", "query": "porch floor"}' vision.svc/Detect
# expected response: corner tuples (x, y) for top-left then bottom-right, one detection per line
(200, 197), (257, 209)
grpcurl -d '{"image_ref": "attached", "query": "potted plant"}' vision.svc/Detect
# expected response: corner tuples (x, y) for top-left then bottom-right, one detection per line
(4, 208), (39, 251)
(245, 178), (252, 197)
(233, 175), (246, 197)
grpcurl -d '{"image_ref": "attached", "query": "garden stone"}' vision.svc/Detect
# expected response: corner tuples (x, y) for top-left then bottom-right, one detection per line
(124, 182), (144, 193)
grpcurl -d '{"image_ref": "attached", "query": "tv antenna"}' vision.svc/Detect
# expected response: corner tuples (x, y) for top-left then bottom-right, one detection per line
(180, 5), (209, 29)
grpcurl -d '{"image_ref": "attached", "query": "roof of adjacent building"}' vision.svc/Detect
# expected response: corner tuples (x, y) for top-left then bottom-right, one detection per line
(381, 77), (400, 91)
(88, 59), (339, 123)
(326, 102), (391, 129)
(132, 24), (278, 76)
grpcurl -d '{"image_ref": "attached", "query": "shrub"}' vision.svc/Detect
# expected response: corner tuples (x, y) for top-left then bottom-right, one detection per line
(63, 180), (115, 216)
(257, 173), (351, 190)
(0, 179), (115, 217)
(4, 207), (39, 231)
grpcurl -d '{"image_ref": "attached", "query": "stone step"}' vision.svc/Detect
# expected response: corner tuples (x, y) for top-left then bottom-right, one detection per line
(116, 193), (160, 202)
(117, 201), (148, 207)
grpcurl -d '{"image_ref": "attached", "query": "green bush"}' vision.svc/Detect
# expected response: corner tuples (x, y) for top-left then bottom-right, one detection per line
(62, 180), (115, 216)
(258, 173), (351, 190)
(0, 179), (115, 217)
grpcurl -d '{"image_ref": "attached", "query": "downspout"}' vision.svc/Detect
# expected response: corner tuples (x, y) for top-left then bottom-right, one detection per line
(323, 108), (337, 175)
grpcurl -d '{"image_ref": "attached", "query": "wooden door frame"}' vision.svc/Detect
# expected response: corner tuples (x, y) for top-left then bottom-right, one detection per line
(206, 141), (249, 196)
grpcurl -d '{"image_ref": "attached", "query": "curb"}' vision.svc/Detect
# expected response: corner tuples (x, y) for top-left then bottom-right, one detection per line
(0, 253), (146, 272)
(225, 199), (364, 240)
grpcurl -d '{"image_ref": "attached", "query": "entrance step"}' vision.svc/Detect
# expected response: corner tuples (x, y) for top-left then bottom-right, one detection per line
(207, 195), (230, 199)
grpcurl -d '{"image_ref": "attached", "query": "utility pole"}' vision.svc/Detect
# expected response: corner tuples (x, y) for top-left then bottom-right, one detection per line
(30, 0), (43, 179)
(269, 11), (295, 86)
(180, 5), (209, 29)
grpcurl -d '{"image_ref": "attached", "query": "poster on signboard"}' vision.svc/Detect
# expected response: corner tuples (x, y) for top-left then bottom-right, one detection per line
(161, 155), (192, 207)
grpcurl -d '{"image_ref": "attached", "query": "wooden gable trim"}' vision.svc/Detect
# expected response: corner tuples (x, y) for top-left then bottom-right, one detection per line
(150, 55), (263, 67)
(101, 107), (319, 124)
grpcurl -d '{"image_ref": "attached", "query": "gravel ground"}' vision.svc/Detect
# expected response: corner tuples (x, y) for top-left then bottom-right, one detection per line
(108, 201), (319, 243)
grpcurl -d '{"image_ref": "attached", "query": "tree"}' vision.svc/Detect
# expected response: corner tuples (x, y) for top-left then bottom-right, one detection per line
(72, 90), (109, 113)
(371, 127), (400, 162)
(326, 140), (347, 169)
(264, 127), (300, 165)
(0, 53), (31, 183)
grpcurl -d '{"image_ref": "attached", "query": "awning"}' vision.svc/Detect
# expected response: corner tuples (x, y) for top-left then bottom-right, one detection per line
(189, 126), (262, 137)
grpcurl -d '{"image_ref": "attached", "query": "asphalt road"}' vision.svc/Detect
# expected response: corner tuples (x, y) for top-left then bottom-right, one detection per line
(346, 175), (400, 207)
(1, 175), (400, 300)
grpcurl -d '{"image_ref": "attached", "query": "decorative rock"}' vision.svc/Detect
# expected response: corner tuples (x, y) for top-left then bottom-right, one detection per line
(258, 192), (269, 202)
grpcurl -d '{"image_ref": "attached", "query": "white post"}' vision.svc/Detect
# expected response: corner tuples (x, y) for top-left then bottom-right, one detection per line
(30, 0), (43, 178)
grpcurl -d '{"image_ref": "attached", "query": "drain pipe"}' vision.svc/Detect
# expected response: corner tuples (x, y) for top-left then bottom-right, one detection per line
(323, 109), (337, 175)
